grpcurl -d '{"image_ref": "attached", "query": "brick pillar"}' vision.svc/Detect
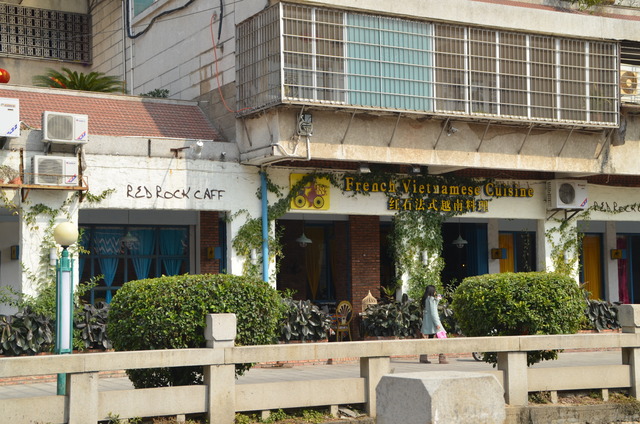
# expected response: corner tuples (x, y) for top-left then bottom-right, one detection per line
(200, 211), (221, 274)
(349, 215), (381, 339)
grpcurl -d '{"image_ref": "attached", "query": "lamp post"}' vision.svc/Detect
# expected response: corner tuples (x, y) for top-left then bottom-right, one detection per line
(53, 222), (78, 396)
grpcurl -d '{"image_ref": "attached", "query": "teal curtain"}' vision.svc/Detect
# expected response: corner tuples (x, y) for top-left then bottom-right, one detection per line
(92, 228), (123, 303)
(130, 229), (156, 280)
(160, 228), (187, 276)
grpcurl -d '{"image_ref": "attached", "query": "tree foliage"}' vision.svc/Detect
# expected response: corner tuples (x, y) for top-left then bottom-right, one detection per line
(452, 272), (586, 365)
(32, 67), (124, 92)
(107, 274), (286, 388)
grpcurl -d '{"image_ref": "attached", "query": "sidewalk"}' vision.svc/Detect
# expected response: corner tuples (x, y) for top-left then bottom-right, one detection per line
(0, 350), (623, 400)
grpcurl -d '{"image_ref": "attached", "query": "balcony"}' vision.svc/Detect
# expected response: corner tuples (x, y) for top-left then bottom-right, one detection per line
(236, 3), (620, 130)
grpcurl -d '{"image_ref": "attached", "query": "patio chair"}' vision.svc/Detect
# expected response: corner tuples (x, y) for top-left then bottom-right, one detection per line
(335, 300), (353, 341)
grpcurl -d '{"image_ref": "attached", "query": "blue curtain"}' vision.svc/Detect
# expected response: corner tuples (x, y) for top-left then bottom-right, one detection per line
(130, 229), (156, 280)
(92, 228), (123, 303)
(160, 228), (187, 276)
(467, 224), (488, 276)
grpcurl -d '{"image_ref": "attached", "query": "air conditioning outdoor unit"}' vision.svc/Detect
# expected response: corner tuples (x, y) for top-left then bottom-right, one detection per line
(546, 180), (588, 210)
(31, 155), (79, 186)
(620, 65), (640, 103)
(0, 98), (20, 138)
(42, 111), (88, 144)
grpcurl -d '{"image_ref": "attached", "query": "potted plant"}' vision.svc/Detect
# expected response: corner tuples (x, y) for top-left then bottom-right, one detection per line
(361, 295), (422, 339)
(279, 298), (332, 343)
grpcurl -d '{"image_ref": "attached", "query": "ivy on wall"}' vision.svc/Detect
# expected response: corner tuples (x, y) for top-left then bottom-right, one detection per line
(233, 170), (488, 298)
(0, 188), (114, 295)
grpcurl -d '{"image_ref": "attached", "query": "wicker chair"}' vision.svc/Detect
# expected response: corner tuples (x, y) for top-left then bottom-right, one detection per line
(335, 300), (353, 341)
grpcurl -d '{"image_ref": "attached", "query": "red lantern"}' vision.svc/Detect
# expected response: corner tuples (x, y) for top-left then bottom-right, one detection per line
(0, 69), (9, 84)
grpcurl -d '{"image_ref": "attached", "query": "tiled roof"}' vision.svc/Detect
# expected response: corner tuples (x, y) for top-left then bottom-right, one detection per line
(0, 85), (222, 141)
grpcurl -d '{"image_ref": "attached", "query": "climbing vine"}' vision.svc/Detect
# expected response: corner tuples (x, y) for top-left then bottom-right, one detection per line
(545, 209), (591, 277)
(0, 188), (114, 295)
(232, 170), (488, 298)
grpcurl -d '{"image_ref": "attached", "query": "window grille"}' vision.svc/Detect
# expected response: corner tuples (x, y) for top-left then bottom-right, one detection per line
(237, 3), (619, 127)
(0, 4), (91, 64)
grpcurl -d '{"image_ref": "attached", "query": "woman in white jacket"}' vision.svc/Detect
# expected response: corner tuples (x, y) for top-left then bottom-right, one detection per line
(420, 285), (448, 364)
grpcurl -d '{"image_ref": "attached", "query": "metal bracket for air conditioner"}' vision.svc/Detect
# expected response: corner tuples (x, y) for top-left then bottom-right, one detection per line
(546, 208), (582, 222)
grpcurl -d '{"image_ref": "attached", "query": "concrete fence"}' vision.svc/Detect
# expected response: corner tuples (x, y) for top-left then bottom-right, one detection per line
(2, 306), (640, 423)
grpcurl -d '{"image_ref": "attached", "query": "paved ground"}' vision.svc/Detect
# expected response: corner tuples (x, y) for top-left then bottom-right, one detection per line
(0, 350), (622, 400)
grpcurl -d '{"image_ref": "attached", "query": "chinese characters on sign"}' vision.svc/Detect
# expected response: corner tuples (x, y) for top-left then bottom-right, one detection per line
(343, 177), (534, 213)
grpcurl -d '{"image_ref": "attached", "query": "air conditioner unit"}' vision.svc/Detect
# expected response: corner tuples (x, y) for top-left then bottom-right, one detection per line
(42, 111), (88, 144)
(0, 98), (20, 138)
(620, 65), (640, 102)
(546, 180), (588, 210)
(31, 155), (79, 186)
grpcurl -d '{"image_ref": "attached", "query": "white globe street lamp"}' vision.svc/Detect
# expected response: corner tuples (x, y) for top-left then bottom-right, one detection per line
(53, 222), (78, 395)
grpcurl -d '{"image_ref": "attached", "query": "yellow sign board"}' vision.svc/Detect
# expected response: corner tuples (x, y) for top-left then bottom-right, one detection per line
(290, 174), (330, 210)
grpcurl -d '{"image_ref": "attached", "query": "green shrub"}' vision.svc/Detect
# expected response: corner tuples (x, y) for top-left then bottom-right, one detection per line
(451, 272), (586, 365)
(280, 299), (332, 342)
(362, 295), (421, 338)
(107, 274), (286, 387)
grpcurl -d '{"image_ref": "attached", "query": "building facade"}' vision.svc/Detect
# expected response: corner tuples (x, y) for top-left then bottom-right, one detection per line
(1, 0), (640, 324)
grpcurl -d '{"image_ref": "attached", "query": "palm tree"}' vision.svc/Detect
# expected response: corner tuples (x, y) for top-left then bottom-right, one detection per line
(32, 68), (124, 93)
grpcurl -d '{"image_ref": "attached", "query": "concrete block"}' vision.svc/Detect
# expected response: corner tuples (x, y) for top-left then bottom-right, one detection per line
(204, 314), (237, 348)
(376, 371), (505, 424)
(619, 304), (640, 333)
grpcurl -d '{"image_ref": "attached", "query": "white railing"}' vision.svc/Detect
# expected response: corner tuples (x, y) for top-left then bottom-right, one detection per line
(2, 307), (640, 424)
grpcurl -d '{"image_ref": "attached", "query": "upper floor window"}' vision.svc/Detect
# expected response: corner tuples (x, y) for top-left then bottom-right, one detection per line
(0, 4), (91, 64)
(133, 0), (156, 16)
(237, 3), (619, 128)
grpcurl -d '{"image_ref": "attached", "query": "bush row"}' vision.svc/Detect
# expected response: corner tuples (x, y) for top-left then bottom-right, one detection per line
(0, 301), (111, 356)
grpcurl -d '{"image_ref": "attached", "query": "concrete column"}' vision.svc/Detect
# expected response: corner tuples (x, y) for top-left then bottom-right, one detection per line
(604, 221), (619, 302)
(536, 219), (549, 272)
(360, 356), (391, 417)
(204, 314), (237, 424)
(497, 351), (528, 406)
(619, 305), (640, 398)
(68, 372), (99, 424)
(487, 219), (500, 274)
(226, 214), (250, 276)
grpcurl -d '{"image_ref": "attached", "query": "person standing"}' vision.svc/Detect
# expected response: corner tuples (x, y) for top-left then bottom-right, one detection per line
(419, 285), (448, 364)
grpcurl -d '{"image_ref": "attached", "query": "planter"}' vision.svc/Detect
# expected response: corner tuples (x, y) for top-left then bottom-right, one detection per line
(8, 177), (21, 185)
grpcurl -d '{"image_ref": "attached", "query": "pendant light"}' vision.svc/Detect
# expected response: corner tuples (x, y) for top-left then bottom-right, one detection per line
(296, 216), (312, 247)
(120, 211), (139, 250)
(452, 219), (468, 249)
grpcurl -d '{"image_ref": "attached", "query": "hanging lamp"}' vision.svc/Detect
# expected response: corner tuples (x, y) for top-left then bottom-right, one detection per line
(296, 216), (312, 247)
(452, 220), (468, 249)
(119, 211), (139, 250)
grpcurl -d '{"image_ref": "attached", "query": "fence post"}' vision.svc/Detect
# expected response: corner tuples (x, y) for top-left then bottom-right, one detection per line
(619, 304), (640, 398)
(68, 372), (99, 424)
(204, 313), (237, 424)
(360, 356), (391, 417)
(497, 351), (528, 406)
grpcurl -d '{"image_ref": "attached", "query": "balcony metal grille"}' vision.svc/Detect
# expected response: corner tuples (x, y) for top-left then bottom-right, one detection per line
(0, 4), (91, 64)
(236, 3), (619, 127)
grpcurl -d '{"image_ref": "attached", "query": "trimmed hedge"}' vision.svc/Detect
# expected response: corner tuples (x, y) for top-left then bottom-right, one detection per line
(107, 274), (286, 388)
(451, 272), (586, 365)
